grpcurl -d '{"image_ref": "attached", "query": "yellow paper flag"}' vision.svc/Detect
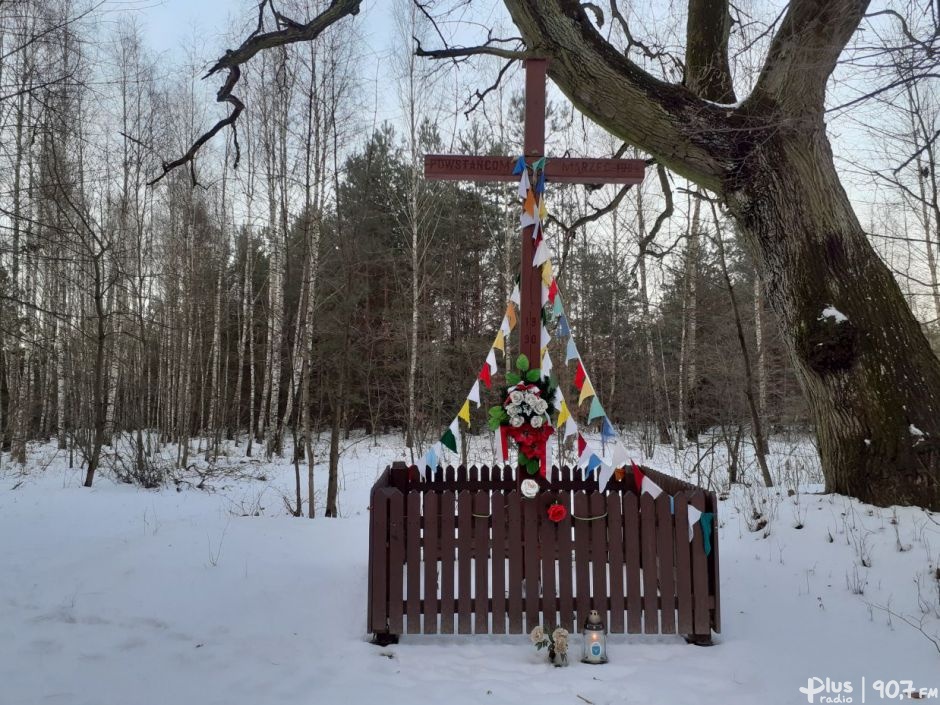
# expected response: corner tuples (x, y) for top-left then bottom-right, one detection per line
(493, 329), (505, 352)
(578, 379), (595, 406)
(458, 399), (471, 426)
(557, 400), (570, 426)
(539, 197), (547, 221)
(506, 303), (517, 330)
(541, 261), (553, 286)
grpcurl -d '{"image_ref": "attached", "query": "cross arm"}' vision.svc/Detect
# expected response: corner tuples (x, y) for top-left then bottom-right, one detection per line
(424, 155), (645, 184)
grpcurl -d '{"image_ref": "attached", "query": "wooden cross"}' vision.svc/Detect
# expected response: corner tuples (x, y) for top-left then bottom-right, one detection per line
(424, 59), (645, 369)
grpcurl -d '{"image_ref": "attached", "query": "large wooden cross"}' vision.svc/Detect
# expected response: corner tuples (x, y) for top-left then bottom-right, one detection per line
(424, 59), (645, 369)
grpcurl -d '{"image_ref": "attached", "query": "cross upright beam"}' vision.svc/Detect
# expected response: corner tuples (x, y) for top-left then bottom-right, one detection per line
(423, 59), (645, 379)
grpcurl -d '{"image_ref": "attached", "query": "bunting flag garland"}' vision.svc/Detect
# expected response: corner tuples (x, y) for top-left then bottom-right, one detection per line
(422, 156), (709, 550)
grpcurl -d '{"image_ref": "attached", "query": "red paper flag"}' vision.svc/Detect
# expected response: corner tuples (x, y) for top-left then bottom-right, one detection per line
(578, 433), (587, 457)
(479, 363), (491, 388)
(574, 361), (586, 390)
(548, 279), (558, 303)
(631, 459), (644, 494)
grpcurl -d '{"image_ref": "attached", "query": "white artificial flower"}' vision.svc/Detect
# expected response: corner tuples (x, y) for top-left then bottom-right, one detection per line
(534, 399), (548, 414)
(530, 416), (543, 428)
(551, 627), (569, 641)
(510, 390), (524, 404)
(510, 415), (524, 427)
(554, 635), (568, 654)
(530, 626), (545, 644)
(524, 392), (537, 406)
(506, 403), (521, 417)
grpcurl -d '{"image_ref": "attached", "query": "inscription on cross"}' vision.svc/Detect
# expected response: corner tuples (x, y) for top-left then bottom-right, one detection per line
(423, 59), (645, 368)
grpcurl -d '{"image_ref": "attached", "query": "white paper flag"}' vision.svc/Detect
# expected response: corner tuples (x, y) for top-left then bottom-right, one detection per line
(564, 415), (578, 439)
(499, 315), (511, 335)
(486, 348), (498, 374)
(641, 476), (663, 498)
(518, 168), (530, 199)
(468, 380), (481, 407)
(541, 350), (553, 378)
(510, 285), (521, 306)
(687, 505), (702, 541)
(532, 239), (550, 267)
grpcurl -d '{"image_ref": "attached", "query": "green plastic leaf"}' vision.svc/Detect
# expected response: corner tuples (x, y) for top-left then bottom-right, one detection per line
(526, 369), (541, 382)
(516, 354), (530, 372)
(506, 372), (522, 385)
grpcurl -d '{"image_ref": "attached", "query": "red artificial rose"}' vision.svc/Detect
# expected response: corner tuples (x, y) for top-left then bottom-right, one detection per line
(547, 503), (567, 523)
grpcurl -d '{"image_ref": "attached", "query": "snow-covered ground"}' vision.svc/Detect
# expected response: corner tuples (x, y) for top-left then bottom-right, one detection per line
(1, 432), (938, 705)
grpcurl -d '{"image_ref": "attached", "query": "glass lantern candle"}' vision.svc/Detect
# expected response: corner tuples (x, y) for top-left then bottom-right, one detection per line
(581, 610), (608, 664)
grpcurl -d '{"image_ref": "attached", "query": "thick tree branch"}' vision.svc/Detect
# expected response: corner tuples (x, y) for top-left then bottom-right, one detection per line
(502, 0), (735, 191)
(750, 0), (871, 116)
(684, 0), (736, 103)
(149, 0), (362, 186)
(414, 38), (531, 62)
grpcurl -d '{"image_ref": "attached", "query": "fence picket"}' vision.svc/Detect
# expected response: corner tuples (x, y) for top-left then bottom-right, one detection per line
(406, 491), (422, 633)
(440, 490), (456, 634)
(623, 492), (642, 634)
(573, 492), (591, 629)
(674, 493), (693, 634)
(507, 490), (524, 633)
(539, 492), (558, 629)
(388, 490), (405, 635)
(423, 491), (439, 634)
(656, 493), (676, 633)
(491, 491), (507, 634)
(457, 491), (473, 633)
(607, 494), (625, 633)
(556, 491), (574, 632)
(474, 491), (490, 633)
(640, 492), (659, 633)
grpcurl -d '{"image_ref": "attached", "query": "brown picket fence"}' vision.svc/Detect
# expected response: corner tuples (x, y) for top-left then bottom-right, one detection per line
(367, 462), (720, 644)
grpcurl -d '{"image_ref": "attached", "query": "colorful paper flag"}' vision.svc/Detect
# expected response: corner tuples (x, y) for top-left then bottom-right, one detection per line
(541, 260), (553, 286)
(548, 279), (558, 303)
(493, 329), (505, 353)
(507, 303), (517, 330)
(556, 315), (570, 338)
(552, 297), (564, 317)
(458, 399), (471, 426)
(585, 454), (602, 476)
(533, 239), (549, 266)
(478, 363), (491, 388)
(557, 399), (570, 426)
(601, 417), (617, 441)
(588, 397), (605, 423)
(566, 337), (578, 363)
(441, 426), (457, 453)
(517, 167), (530, 197)
(512, 155), (526, 175)
(687, 505), (702, 541)
(578, 379), (595, 406)
(468, 380), (481, 407)
(574, 361), (587, 389)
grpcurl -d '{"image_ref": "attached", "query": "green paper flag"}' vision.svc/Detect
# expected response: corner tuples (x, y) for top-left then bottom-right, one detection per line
(441, 427), (457, 453)
(700, 512), (714, 556)
(588, 396), (606, 423)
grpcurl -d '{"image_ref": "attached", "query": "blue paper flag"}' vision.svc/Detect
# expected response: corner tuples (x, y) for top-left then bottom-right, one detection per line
(425, 445), (438, 470)
(585, 454), (602, 476)
(555, 315), (570, 338)
(512, 155), (526, 175)
(566, 337), (579, 363)
(601, 417), (617, 441)
(535, 169), (546, 194)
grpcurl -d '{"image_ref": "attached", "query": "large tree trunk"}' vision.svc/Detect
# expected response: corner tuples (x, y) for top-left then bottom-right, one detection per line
(725, 127), (940, 507)
(503, 0), (940, 510)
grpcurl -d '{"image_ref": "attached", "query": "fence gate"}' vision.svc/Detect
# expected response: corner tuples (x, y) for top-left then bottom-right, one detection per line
(367, 463), (720, 644)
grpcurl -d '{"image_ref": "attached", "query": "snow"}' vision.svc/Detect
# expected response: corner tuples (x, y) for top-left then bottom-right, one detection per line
(910, 424), (925, 437)
(1, 433), (939, 705)
(819, 305), (849, 323)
